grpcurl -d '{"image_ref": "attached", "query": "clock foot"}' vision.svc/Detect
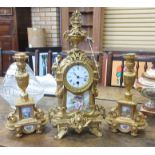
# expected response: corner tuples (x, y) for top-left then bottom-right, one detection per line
(89, 127), (102, 137)
(16, 133), (23, 138)
(15, 127), (23, 137)
(131, 132), (137, 136)
(36, 124), (43, 134)
(111, 122), (118, 133)
(55, 128), (68, 139)
(131, 126), (138, 136)
(111, 127), (118, 133)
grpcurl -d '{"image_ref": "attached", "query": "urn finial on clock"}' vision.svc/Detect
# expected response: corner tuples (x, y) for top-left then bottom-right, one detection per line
(63, 10), (87, 49)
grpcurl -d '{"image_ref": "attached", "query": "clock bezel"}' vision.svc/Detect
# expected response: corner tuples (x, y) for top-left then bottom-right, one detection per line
(63, 61), (94, 94)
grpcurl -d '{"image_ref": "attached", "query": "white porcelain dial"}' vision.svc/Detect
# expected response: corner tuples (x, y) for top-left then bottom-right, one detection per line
(66, 64), (90, 88)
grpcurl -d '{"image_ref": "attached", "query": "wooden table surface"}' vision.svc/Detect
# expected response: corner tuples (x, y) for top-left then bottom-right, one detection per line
(0, 77), (155, 147)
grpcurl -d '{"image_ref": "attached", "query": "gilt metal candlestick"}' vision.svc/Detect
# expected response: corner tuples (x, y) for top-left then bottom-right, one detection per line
(49, 10), (105, 139)
(6, 52), (47, 137)
(106, 53), (146, 136)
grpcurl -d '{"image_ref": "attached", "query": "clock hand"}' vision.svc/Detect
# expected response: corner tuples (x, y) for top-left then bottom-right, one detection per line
(71, 72), (86, 80)
(71, 72), (78, 77)
(72, 72), (80, 79)
(74, 72), (78, 77)
(78, 76), (85, 79)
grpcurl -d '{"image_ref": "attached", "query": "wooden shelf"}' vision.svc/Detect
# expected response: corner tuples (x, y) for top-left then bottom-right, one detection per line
(69, 11), (93, 14)
(82, 25), (93, 27)
(69, 24), (93, 27)
(69, 7), (93, 13)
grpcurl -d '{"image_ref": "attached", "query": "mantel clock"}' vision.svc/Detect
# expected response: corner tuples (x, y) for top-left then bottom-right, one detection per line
(106, 53), (146, 136)
(49, 10), (105, 139)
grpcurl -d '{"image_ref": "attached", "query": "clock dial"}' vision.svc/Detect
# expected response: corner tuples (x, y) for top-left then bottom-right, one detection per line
(66, 64), (90, 88)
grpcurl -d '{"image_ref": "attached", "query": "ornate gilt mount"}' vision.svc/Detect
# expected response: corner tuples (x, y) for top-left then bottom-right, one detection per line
(106, 53), (146, 136)
(6, 53), (47, 137)
(49, 105), (105, 139)
(49, 10), (105, 139)
(63, 10), (87, 49)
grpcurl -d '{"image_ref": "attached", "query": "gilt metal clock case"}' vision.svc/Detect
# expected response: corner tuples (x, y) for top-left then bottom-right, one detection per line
(49, 10), (105, 139)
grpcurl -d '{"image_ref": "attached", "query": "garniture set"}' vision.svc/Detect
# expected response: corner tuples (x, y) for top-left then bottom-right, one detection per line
(1, 10), (154, 139)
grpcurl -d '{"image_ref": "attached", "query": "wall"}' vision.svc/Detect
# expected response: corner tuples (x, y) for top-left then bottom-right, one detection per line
(31, 7), (60, 47)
